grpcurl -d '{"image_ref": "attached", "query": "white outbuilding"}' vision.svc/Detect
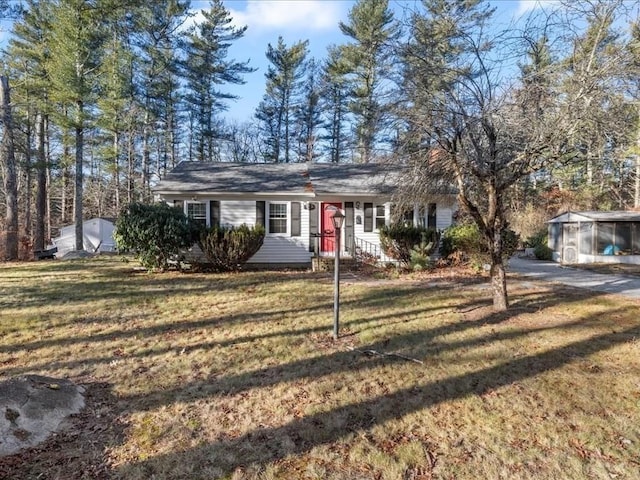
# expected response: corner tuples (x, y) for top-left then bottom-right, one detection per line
(52, 218), (117, 257)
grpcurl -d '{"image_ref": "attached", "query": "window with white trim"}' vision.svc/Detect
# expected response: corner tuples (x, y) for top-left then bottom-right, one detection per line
(375, 205), (386, 230)
(268, 202), (288, 234)
(187, 202), (207, 227)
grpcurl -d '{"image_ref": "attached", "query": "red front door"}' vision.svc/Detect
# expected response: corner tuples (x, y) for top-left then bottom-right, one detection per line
(321, 202), (342, 252)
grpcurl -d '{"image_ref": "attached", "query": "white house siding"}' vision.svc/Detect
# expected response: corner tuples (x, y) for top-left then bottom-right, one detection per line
(220, 200), (257, 227)
(348, 201), (454, 246)
(436, 206), (454, 231)
(249, 200), (311, 265)
(248, 236), (311, 264)
(348, 199), (391, 260)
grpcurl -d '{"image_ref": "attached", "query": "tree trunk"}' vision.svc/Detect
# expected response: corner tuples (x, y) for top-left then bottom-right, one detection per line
(23, 115), (32, 246)
(1, 76), (18, 260)
(490, 256), (509, 311)
(74, 101), (84, 251)
(635, 127), (640, 208)
(113, 130), (120, 214)
(34, 112), (47, 252)
(141, 110), (150, 201)
(127, 129), (135, 204)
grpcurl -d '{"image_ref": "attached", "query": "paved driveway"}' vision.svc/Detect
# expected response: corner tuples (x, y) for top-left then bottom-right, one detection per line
(508, 256), (640, 299)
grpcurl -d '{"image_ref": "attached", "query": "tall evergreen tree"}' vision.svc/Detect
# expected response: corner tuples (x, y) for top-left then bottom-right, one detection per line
(320, 46), (352, 163)
(338, 0), (399, 163)
(7, 0), (54, 251)
(182, 0), (253, 162)
(295, 58), (322, 162)
(132, 0), (188, 197)
(561, 1), (626, 197)
(255, 37), (308, 163)
(46, 0), (105, 251)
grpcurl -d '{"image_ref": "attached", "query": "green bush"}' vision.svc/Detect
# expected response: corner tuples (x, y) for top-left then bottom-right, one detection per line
(409, 237), (434, 271)
(197, 224), (265, 272)
(379, 223), (438, 266)
(524, 229), (548, 248)
(114, 202), (198, 271)
(534, 243), (553, 260)
(441, 222), (519, 269)
(524, 228), (553, 260)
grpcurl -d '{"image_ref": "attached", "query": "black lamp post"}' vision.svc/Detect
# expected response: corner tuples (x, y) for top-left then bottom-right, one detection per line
(331, 209), (345, 340)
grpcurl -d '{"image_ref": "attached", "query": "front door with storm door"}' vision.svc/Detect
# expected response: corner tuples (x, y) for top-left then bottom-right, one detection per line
(321, 202), (342, 253)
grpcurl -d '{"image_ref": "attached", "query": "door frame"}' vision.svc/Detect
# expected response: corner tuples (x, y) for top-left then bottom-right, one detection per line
(321, 202), (342, 253)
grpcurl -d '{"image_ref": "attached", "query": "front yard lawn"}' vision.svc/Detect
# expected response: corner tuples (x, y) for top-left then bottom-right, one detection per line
(0, 258), (638, 479)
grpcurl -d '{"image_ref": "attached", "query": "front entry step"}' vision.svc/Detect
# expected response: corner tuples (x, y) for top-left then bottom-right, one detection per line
(312, 256), (358, 272)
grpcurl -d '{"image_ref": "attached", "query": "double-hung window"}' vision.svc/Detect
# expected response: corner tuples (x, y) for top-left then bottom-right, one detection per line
(268, 203), (288, 234)
(187, 202), (207, 227)
(375, 205), (386, 230)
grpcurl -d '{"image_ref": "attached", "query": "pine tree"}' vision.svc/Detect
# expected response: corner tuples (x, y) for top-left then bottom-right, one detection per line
(255, 37), (308, 163)
(132, 0), (189, 196)
(320, 46), (351, 163)
(95, 1), (136, 216)
(7, 0), (55, 251)
(182, 0), (253, 163)
(338, 0), (399, 163)
(46, 0), (106, 251)
(295, 58), (323, 162)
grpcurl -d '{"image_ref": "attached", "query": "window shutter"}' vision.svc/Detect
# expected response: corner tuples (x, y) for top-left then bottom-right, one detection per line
(173, 200), (184, 211)
(210, 200), (220, 227)
(364, 203), (373, 232)
(427, 203), (437, 229)
(291, 202), (301, 237)
(256, 201), (265, 227)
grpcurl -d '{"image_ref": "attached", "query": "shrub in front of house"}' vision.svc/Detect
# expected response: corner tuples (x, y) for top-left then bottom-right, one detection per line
(379, 223), (438, 267)
(441, 222), (519, 270)
(197, 224), (265, 272)
(115, 202), (198, 271)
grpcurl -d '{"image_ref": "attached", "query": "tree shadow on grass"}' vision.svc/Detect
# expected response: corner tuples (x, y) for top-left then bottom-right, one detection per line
(120, 287), (613, 414)
(0, 280), (459, 355)
(115, 316), (640, 478)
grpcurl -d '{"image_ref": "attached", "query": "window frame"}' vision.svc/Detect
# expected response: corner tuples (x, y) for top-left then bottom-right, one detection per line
(186, 201), (208, 227)
(268, 202), (289, 235)
(374, 204), (386, 231)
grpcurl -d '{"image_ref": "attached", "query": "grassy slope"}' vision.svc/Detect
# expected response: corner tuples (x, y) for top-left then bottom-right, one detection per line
(0, 258), (638, 479)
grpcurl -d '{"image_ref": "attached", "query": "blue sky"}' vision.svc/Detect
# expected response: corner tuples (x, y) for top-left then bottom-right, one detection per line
(192, 0), (548, 123)
(0, 0), (553, 122)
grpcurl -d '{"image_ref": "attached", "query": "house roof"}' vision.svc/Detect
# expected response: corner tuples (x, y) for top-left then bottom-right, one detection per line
(548, 211), (640, 223)
(153, 161), (401, 197)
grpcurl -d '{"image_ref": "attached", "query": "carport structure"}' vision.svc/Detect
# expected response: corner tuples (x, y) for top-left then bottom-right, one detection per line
(548, 211), (640, 264)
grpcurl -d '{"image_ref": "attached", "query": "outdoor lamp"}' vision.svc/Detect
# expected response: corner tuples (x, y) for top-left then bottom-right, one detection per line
(331, 209), (345, 230)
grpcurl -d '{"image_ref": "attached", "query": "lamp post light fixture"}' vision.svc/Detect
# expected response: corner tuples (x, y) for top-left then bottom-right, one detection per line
(331, 209), (345, 340)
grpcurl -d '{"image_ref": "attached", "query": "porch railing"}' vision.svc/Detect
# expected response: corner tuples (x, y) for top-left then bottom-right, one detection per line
(353, 236), (394, 265)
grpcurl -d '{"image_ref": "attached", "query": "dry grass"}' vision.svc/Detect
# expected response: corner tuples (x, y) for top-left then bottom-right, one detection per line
(0, 257), (639, 480)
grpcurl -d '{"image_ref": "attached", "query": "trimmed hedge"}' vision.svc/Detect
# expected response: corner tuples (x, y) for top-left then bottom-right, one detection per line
(197, 224), (265, 272)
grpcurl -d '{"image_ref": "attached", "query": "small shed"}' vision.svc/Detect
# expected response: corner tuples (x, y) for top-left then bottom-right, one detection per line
(52, 218), (116, 257)
(548, 211), (640, 264)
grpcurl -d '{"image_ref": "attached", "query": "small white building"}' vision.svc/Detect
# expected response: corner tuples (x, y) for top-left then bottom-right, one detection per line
(153, 162), (456, 268)
(52, 218), (117, 257)
(548, 210), (640, 265)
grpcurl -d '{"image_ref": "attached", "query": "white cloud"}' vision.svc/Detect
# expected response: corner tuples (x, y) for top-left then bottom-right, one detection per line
(515, 0), (560, 17)
(228, 0), (344, 33)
